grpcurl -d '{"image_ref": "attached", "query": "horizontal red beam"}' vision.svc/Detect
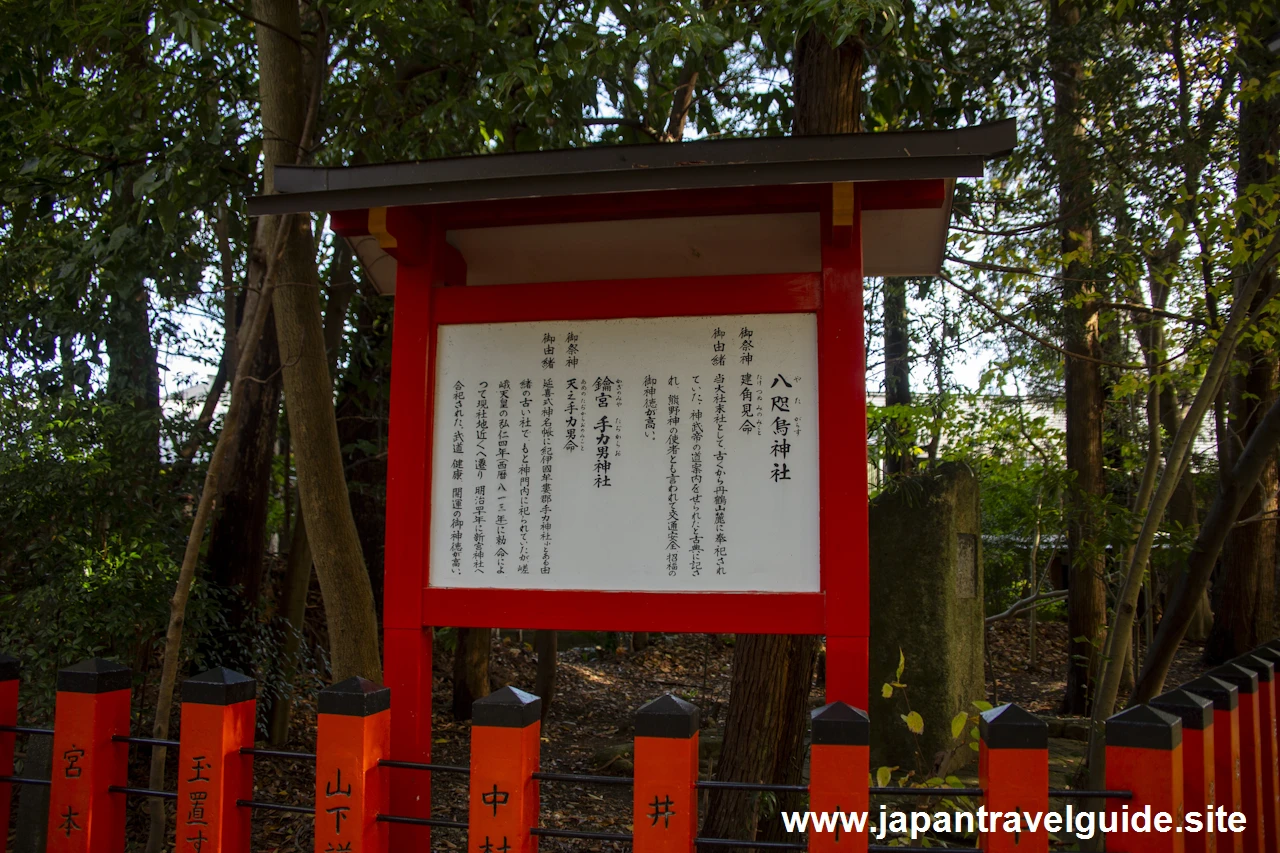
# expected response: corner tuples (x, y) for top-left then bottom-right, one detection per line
(421, 589), (828, 634)
(434, 272), (821, 324)
(859, 179), (946, 210)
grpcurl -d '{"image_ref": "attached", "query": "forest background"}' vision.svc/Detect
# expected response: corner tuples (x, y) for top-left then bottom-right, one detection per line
(1, 0), (1278, 847)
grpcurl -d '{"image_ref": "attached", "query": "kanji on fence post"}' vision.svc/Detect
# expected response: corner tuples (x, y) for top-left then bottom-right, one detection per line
(1185, 675), (1242, 853)
(1152, 689), (1215, 853)
(1211, 664), (1263, 853)
(46, 659), (131, 853)
(174, 668), (256, 853)
(1105, 705), (1185, 853)
(0, 654), (18, 853)
(978, 704), (1048, 853)
(633, 695), (698, 853)
(808, 702), (869, 853)
(314, 677), (391, 853)
(469, 686), (541, 853)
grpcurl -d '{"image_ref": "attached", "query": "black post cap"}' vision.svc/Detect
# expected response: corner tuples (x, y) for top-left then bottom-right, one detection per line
(811, 702), (869, 746)
(1209, 662), (1259, 695)
(1233, 653), (1276, 683)
(1151, 689), (1214, 731)
(0, 654), (18, 681)
(1183, 675), (1238, 711)
(473, 686), (541, 728)
(1106, 704), (1182, 751)
(635, 694), (699, 739)
(318, 677), (391, 717)
(57, 659), (131, 694)
(1251, 646), (1280, 665)
(979, 703), (1048, 750)
(182, 667), (256, 706)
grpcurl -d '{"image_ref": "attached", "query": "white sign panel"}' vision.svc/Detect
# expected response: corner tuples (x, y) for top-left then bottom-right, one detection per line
(429, 313), (820, 592)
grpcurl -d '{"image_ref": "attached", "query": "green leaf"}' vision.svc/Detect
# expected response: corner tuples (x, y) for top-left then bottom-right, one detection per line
(950, 712), (967, 740)
(881, 682), (894, 699)
(902, 711), (924, 735)
(896, 648), (905, 681)
(972, 700), (994, 713)
(876, 766), (893, 788)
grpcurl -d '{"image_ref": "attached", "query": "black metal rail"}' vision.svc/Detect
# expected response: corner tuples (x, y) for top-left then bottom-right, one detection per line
(534, 771), (632, 786)
(0, 775), (50, 787)
(695, 838), (806, 850)
(377, 815), (468, 829)
(532, 827), (632, 842)
(236, 799), (315, 815)
(240, 747), (317, 761)
(697, 780), (808, 793)
(870, 847), (981, 853)
(378, 759), (470, 774)
(112, 735), (180, 748)
(0, 725), (53, 736)
(873, 786), (983, 797)
(1050, 789), (1133, 799)
(108, 785), (177, 800)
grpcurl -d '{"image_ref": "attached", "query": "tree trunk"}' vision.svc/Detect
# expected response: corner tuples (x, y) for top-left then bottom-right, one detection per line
(1049, 0), (1107, 715)
(534, 630), (558, 721)
(452, 628), (492, 720)
(267, 514), (313, 745)
(1162, 387), (1213, 640)
(883, 277), (913, 477)
(700, 635), (818, 850)
(702, 22), (859, 847)
(255, 0), (382, 683)
(1205, 34), (1280, 661)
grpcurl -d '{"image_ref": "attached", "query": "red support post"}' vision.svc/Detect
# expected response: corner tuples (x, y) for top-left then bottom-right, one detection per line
(633, 695), (699, 853)
(1152, 689), (1215, 853)
(1233, 652), (1278, 853)
(808, 702), (869, 853)
(1105, 705), (1185, 853)
(978, 704), (1048, 853)
(469, 687), (541, 853)
(1185, 675), (1242, 853)
(314, 677), (391, 853)
(1211, 664), (1263, 853)
(46, 660), (131, 853)
(0, 654), (18, 853)
(174, 668), (256, 853)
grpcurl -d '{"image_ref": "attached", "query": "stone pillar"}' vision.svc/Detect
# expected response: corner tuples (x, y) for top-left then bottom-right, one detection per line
(868, 463), (984, 775)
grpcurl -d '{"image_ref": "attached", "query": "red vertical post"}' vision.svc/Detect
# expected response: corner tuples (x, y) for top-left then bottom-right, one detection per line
(469, 686), (541, 853)
(0, 654), (18, 853)
(1185, 675), (1242, 853)
(978, 704), (1048, 853)
(314, 677), (391, 853)
(633, 695), (699, 853)
(1211, 664), (1263, 853)
(1105, 705), (1185, 853)
(1152, 689), (1216, 853)
(819, 182), (869, 710)
(372, 206), (441, 849)
(46, 660), (131, 853)
(174, 668), (256, 853)
(1232, 653), (1277, 853)
(808, 702), (869, 853)
(1254, 646), (1280, 832)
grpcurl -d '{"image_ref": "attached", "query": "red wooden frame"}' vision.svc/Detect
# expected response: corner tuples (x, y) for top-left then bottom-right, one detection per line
(340, 181), (886, 847)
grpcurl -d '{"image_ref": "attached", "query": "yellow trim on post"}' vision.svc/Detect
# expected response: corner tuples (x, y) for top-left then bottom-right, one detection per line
(368, 206), (398, 250)
(832, 182), (855, 226)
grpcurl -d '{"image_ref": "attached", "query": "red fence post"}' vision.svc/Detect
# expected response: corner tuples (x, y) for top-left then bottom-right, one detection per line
(1152, 689), (1215, 853)
(314, 677), (391, 853)
(978, 704), (1048, 853)
(0, 654), (18, 853)
(1233, 653), (1278, 853)
(1185, 675), (1242, 853)
(633, 695), (699, 853)
(469, 686), (541, 853)
(174, 668), (256, 853)
(1105, 705), (1184, 853)
(808, 702), (869, 853)
(46, 660), (131, 853)
(1210, 664), (1263, 853)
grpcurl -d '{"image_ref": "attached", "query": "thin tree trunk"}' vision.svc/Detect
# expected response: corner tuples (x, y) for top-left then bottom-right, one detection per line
(883, 277), (913, 477)
(534, 630), (558, 722)
(452, 628), (492, 720)
(255, 0), (382, 684)
(1049, 0), (1107, 716)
